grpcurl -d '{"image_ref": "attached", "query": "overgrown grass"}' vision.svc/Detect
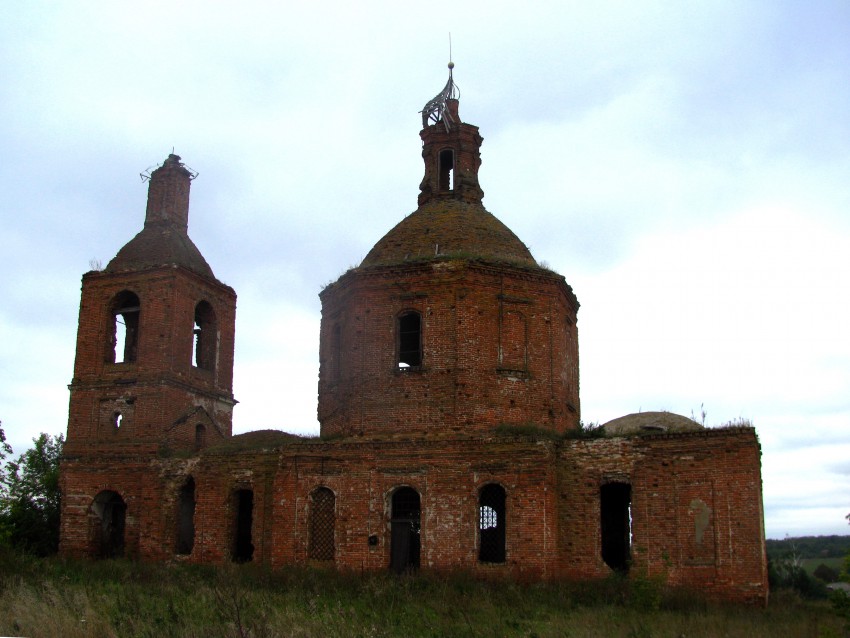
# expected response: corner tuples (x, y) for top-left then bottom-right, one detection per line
(494, 422), (605, 441)
(0, 550), (843, 637)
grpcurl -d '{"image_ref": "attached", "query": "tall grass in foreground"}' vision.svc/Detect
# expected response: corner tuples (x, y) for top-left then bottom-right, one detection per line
(0, 551), (843, 638)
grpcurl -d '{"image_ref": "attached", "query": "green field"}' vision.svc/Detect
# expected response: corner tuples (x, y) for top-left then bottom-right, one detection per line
(0, 552), (846, 638)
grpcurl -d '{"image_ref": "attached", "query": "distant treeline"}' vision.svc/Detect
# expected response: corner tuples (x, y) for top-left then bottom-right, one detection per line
(766, 535), (850, 560)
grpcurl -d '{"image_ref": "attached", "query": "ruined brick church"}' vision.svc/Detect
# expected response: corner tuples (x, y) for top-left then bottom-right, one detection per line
(59, 69), (768, 603)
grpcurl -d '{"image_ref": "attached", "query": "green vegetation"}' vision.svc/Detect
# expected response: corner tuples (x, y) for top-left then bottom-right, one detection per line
(766, 535), (850, 562)
(766, 535), (850, 601)
(0, 554), (844, 637)
(0, 424), (64, 556)
(493, 421), (605, 441)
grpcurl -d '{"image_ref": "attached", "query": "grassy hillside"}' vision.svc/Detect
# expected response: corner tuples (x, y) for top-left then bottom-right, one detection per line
(0, 551), (844, 638)
(766, 535), (850, 561)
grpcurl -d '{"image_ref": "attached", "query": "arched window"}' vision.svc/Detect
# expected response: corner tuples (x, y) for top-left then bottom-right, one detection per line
(176, 477), (196, 555)
(478, 484), (506, 563)
(439, 148), (455, 191)
(107, 291), (140, 364)
(193, 301), (217, 371)
(390, 486), (421, 572)
(398, 311), (422, 369)
(90, 490), (126, 559)
(194, 424), (206, 451)
(308, 487), (336, 561)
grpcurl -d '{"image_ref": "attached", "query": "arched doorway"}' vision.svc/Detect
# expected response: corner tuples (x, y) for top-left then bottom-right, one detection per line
(478, 484), (506, 563)
(600, 482), (632, 572)
(175, 477), (196, 555)
(91, 490), (126, 559)
(390, 487), (421, 573)
(231, 488), (254, 563)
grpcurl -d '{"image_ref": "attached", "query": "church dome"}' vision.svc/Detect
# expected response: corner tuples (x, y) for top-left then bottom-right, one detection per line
(361, 68), (536, 269)
(361, 199), (536, 267)
(106, 225), (214, 278)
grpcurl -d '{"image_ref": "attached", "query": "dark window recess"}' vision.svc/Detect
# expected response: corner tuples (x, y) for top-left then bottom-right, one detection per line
(478, 484), (506, 563)
(308, 487), (336, 561)
(108, 291), (140, 364)
(398, 312), (422, 368)
(91, 490), (126, 559)
(439, 148), (454, 191)
(232, 489), (254, 563)
(193, 301), (217, 370)
(194, 424), (207, 451)
(176, 478), (196, 555)
(600, 482), (632, 573)
(390, 487), (421, 573)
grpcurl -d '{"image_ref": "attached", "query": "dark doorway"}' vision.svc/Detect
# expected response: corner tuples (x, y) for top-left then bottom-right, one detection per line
(478, 484), (506, 563)
(232, 489), (254, 563)
(600, 482), (631, 572)
(176, 478), (196, 555)
(91, 490), (126, 559)
(390, 487), (421, 573)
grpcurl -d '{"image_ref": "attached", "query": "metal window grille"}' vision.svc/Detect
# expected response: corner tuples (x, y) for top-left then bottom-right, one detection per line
(478, 484), (506, 563)
(309, 488), (335, 561)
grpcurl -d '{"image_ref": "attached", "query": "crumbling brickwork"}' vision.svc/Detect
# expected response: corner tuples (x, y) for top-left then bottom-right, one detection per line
(59, 88), (768, 605)
(318, 260), (580, 438)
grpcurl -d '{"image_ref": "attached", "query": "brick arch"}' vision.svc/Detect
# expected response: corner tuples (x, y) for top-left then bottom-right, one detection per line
(106, 290), (140, 364)
(88, 489), (127, 559)
(193, 300), (217, 371)
(389, 485), (421, 573)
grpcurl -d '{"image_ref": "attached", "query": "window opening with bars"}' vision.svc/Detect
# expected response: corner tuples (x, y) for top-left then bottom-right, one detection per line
(478, 484), (506, 563)
(308, 487), (336, 561)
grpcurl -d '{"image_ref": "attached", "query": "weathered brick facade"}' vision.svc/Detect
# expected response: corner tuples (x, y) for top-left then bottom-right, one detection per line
(59, 80), (768, 604)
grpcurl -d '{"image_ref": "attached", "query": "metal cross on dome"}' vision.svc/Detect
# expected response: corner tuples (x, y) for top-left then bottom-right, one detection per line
(420, 61), (460, 131)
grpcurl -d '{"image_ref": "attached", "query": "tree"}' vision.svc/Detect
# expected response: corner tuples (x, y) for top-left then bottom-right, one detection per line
(0, 432), (64, 556)
(0, 423), (12, 495)
(813, 563), (840, 583)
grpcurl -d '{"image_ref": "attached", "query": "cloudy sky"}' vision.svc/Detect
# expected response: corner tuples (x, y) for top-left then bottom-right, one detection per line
(1, 1), (848, 539)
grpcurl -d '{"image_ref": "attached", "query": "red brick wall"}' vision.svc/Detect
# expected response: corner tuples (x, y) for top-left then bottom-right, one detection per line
(318, 260), (580, 438)
(66, 265), (236, 453)
(61, 428), (767, 604)
(557, 427), (767, 605)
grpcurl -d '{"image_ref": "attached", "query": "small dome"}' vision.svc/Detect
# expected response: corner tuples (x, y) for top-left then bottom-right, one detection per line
(602, 411), (703, 436)
(106, 225), (214, 279)
(361, 200), (537, 267)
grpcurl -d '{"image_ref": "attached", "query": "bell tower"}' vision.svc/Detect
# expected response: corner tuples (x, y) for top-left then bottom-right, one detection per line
(64, 155), (236, 455)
